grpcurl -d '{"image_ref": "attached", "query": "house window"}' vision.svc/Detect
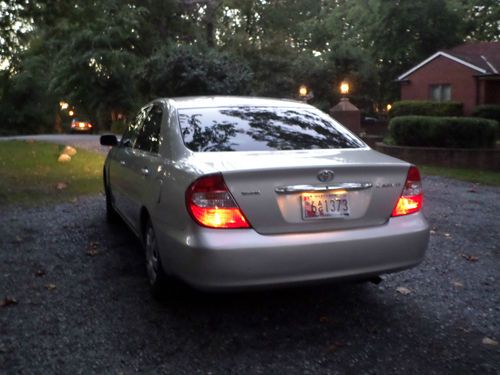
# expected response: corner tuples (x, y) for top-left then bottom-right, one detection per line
(430, 84), (451, 102)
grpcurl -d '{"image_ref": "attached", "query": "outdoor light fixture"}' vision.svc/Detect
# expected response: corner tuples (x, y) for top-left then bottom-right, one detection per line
(340, 80), (350, 95)
(68, 110), (75, 116)
(386, 104), (392, 112)
(299, 85), (308, 97)
(59, 101), (69, 110)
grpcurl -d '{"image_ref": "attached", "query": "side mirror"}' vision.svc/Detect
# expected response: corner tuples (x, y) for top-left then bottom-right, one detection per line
(100, 134), (118, 146)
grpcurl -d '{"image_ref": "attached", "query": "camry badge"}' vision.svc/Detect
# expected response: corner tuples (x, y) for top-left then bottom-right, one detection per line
(317, 169), (335, 183)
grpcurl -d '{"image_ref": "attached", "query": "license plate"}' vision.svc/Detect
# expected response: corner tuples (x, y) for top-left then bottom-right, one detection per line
(301, 193), (350, 220)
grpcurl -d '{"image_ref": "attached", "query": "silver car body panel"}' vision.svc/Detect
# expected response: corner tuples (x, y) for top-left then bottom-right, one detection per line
(104, 96), (430, 290)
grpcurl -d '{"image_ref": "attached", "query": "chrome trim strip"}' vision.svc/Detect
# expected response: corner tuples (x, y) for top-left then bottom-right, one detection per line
(274, 182), (373, 194)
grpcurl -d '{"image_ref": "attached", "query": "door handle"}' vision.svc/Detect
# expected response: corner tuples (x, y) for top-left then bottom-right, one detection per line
(119, 160), (126, 166)
(140, 167), (149, 176)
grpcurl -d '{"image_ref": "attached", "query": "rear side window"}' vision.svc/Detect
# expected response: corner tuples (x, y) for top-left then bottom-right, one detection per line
(134, 105), (163, 153)
(178, 106), (364, 152)
(121, 108), (147, 147)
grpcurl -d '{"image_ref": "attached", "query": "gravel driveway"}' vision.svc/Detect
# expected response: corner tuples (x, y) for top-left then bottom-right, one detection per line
(1, 176), (499, 374)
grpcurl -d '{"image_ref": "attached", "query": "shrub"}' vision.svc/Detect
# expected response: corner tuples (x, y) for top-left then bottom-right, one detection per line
(389, 100), (463, 118)
(472, 105), (500, 137)
(389, 116), (496, 148)
(110, 120), (127, 135)
(472, 104), (500, 122)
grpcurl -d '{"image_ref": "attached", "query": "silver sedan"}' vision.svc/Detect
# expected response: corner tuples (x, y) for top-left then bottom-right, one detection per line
(100, 96), (429, 295)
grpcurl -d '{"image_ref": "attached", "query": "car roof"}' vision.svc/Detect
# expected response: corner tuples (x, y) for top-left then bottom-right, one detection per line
(163, 96), (312, 109)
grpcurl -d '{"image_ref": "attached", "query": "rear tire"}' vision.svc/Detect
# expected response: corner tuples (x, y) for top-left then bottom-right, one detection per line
(144, 219), (168, 298)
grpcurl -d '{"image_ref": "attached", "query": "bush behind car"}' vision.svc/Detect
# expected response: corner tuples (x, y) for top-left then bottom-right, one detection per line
(389, 116), (496, 148)
(389, 100), (463, 118)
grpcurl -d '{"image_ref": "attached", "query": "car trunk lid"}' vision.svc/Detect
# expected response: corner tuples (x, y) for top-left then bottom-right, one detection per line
(191, 149), (411, 234)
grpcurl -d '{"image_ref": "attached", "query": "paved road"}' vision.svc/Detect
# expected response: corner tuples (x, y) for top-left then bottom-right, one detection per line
(1, 176), (499, 374)
(0, 134), (112, 154)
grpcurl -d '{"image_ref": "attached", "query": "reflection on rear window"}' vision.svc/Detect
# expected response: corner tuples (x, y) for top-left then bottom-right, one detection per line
(178, 107), (364, 152)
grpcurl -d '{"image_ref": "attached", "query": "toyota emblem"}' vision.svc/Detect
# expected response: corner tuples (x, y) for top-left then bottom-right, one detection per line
(317, 169), (335, 183)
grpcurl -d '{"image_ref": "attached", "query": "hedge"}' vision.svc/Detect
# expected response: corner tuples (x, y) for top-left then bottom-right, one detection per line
(389, 100), (463, 118)
(472, 105), (500, 137)
(472, 104), (500, 122)
(389, 116), (496, 148)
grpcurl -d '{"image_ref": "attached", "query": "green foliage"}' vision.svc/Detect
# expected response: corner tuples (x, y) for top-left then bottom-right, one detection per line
(0, 51), (56, 135)
(390, 101), (463, 118)
(389, 116), (496, 148)
(472, 105), (500, 123)
(110, 120), (127, 135)
(471, 104), (500, 138)
(138, 44), (253, 98)
(1, 0), (498, 135)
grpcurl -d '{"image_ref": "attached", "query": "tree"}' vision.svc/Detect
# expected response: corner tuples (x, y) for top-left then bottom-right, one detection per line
(137, 44), (253, 98)
(0, 0), (498, 134)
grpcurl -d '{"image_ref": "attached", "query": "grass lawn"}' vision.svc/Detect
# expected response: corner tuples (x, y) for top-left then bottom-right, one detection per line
(0, 140), (105, 206)
(420, 165), (500, 186)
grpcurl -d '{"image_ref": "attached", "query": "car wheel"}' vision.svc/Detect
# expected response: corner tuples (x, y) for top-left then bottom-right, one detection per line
(144, 220), (168, 297)
(104, 174), (118, 223)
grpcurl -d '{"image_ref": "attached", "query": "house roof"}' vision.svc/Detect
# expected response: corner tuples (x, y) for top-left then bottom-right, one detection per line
(397, 41), (500, 81)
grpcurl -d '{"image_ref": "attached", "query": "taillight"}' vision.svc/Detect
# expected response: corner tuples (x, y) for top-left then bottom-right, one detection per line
(391, 166), (423, 217)
(186, 174), (251, 229)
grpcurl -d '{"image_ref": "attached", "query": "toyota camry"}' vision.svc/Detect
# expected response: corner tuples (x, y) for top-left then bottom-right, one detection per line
(100, 96), (429, 295)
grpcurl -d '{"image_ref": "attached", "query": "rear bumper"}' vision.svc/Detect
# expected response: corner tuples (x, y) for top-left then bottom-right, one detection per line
(156, 213), (430, 290)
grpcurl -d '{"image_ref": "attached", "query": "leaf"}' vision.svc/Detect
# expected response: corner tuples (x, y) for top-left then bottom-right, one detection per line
(396, 287), (411, 295)
(461, 254), (478, 262)
(319, 316), (330, 323)
(0, 297), (18, 308)
(327, 341), (346, 352)
(55, 182), (68, 190)
(86, 249), (99, 256)
(35, 269), (46, 277)
(86, 241), (100, 256)
(45, 283), (57, 291)
(467, 185), (478, 193)
(451, 281), (463, 288)
(482, 337), (498, 346)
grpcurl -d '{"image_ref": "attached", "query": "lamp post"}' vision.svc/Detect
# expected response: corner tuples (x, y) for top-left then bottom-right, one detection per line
(329, 78), (361, 134)
(298, 85), (314, 102)
(340, 80), (350, 96)
(299, 85), (308, 98)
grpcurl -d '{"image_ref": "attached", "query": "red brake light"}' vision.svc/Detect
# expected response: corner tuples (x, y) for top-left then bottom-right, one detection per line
(391, 166), (423, 217)
(186, 174), (251, 229)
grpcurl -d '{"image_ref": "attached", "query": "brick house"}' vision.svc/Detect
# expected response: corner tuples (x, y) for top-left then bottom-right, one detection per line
(396, 41), (500, 115)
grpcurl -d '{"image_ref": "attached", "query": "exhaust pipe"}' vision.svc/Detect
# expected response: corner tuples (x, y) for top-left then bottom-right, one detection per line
(369, 276), (383, 285)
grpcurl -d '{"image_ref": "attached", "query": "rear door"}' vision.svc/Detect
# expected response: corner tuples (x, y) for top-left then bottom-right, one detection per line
(127, 104), (164, 230)
(108, 107), (148, 227)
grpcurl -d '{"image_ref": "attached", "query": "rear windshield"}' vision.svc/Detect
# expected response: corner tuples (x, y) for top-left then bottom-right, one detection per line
(177, 106), (364, 152)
